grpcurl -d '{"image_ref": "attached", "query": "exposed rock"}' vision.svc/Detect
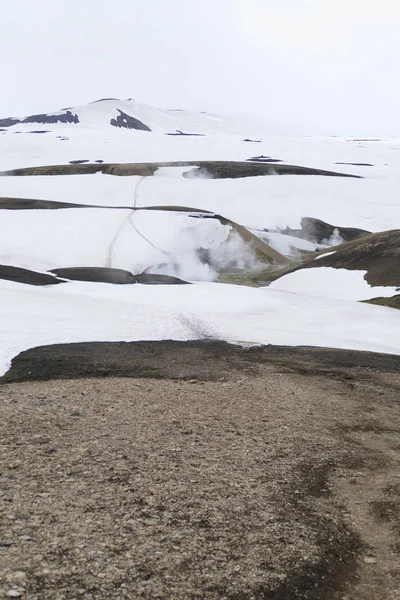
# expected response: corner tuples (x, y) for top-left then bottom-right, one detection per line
(0, 265), (64, 286)
(300, 217), (371, 244)
(90, 98), (119, 103)
(22, 111), (79, 125)
(363, 294), (400, 310)
(0, 160), (362, 179)
(336, 162), (374, 167)
(275, 217), (371, 244)
(247, 155), (282, 163)
(0, 197), (107, 210)
(349, 138), (381, 142)
(182, 162), (360, 179)
(49, 267), (190, 285)
(0, 118), (20, 128)
(166, 130), (206, 136)
(4, 340), (400, 384)
(110, 109), (151, 131)
(271, 230), (400, 289)
(307, 230), (400, 286)
(132, 273), (190, 285)
(49, 267), (135, 284)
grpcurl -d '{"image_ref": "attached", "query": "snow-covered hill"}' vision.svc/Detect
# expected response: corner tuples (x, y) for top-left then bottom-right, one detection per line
(0, 98), (241, 135)
(1, 97), (400, 375)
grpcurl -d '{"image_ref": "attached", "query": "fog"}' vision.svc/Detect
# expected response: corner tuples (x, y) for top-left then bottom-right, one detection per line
(2, 0), (399, 135)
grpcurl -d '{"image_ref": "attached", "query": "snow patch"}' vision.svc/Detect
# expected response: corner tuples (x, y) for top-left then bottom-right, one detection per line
(270, 267), (398, 301)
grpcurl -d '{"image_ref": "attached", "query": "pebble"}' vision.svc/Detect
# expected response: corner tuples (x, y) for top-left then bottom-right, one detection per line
(32, 554), (43, 562)
(5, 572), (26, 583)
(36, 394), (47, 400)
(7, 591), (23, 598)
(363, 556), (377, 564)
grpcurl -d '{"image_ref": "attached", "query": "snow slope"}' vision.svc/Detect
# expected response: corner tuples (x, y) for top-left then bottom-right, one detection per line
(1, 279), (400, 377)
(1, 97), (399, 375)
(269, 267), (399, 301)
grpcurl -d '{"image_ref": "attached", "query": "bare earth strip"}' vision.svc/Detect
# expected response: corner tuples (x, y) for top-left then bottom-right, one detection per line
(1, 342), (400, 599)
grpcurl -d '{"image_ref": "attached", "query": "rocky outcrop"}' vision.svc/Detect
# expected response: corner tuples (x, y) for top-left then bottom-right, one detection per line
(110, 110), (151, 131)
(271, 230), (400, 289)
(0, 111), (79, 127)
(275, 217), (371, 244)
(308, 229), (400, 286)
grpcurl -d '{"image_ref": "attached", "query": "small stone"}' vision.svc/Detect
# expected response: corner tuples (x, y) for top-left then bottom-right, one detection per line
(36, 394), (47, 400)
(5, 572), (26, 583)
(143, 519), (159, 526)
(363, 556), (377, 564)
(32, 554), (43, 562)
(7, 591), (23, 598)
(19, 535), (33, 541)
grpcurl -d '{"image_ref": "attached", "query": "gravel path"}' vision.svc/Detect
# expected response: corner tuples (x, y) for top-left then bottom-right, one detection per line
(1, 342), (400, 599)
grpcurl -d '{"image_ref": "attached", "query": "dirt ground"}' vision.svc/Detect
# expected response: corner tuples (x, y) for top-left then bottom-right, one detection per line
(1, 342), (400, 599)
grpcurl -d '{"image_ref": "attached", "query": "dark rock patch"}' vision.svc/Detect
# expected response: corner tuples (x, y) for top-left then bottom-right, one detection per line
(0, 265), (64, 286)
(22, 110), (79, 125)
(300, 217), (371, 244)
(274, 217), (371, 244)
(29, 130), (50, 134)
(0, 161), (362, 179)
(0, 110), (78, 127)
(0, 198), (214, 212)
(349, 138), (381, 142)
(243, 138), (262, 142)
(166, 130), (206, 137)
(0, 197), (108, 210)
(90, 98), (119, 103)
(3, 340), (400, 384)
(95, 159), (104, 163)
(110, 110), (151, 131)
(69, 159), (89, 164)
(273, 230), (400, 289)
(49, 267), (135, 285)
(363, 295), (400, 310)
(0, 117), (20, 127)
(308, 229), (400, 286)
(247, 155), (283, 163)
(336, 162), (374, 167)
(182, 162), (359, 180)
(48, 267), (190, 285)
(132, 273), (190, 285)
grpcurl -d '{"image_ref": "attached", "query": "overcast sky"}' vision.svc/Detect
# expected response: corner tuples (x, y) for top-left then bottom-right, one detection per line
(2, 0), (399, 135)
